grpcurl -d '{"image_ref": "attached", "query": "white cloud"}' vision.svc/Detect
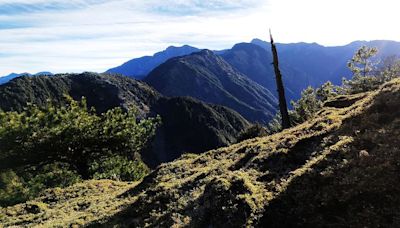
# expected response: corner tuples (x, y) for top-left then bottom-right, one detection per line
(0, 0), (266, 75)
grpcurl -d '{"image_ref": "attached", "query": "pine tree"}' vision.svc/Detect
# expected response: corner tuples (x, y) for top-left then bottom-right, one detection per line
(343, 46), (380, 93)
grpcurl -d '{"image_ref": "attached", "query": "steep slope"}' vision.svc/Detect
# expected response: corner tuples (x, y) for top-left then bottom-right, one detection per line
(221, 43), (311, 101)
(97, 79), (400, 227)
(144, 50), (278, 123)
(0, 73), (250, 166)
(0, 72), (158, 117)
(106, 45), (199, 79)
(146, 97), (250, 167)
(4, 79), (399, 227)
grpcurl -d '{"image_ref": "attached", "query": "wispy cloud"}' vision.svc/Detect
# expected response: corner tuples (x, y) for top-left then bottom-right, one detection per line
(0, 0), (258, 16)
(0, 0), (399, 76)
(0, 0), (111, 15)
(0, 0), (267, 75)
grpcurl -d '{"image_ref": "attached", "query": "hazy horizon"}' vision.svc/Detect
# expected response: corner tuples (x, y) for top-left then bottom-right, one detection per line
(1, 0), (399, 75)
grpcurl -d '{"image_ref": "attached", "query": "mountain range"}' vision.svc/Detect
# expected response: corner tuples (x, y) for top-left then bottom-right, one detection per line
(103, 39), (400, 113)
(2, 39), (400, 126)
(2, 39), (400, 111)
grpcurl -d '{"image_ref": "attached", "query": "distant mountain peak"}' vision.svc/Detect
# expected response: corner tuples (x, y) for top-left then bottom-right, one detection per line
(196, 49), (214, 55)
(106, 45), (200, 79)
(35, 71), (53, 76)
(251, 38), (265, 43)
(166, 44), (195, 51)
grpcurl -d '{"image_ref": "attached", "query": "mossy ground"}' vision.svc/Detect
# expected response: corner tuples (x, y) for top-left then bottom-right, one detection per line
(2, 79), (400, 227)
(1, 180), (138, 227)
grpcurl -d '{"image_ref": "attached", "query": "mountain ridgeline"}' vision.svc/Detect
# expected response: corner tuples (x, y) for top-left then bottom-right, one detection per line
(144, 50), (278, 123)
(0, 73), (250, 166)
(0, 72), (53, 85)
(107, 45), (200, 79)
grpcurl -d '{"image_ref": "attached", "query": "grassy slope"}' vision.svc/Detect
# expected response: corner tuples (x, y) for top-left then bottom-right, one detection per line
(2, 79), (400, 227)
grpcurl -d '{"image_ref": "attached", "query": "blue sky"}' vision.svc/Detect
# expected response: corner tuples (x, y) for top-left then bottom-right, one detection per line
(0, 0), (399, 75)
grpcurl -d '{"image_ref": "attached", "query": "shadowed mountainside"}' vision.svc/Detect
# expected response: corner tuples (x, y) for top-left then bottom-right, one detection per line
(145, 50), (278, 123)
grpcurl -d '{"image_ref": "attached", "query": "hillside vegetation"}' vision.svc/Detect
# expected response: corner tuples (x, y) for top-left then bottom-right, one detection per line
(0, 73), (250, 166)
(3, 78), (399, 227)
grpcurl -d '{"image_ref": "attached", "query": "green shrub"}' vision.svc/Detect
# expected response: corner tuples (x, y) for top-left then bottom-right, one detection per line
(290, 87), (323, 124)
(316, 81), (339, 102)
(237, 124), (269, 142)
(267, 114), (283, 134)
(89, 155), (150, 181)
(24, 163), (82, 197)
(0, 163), (82, 206)
(343, 75), (382, 94)
(0, 170), (28, 206)
(378, 55), (400, 82)
(268, 82), (338, 131)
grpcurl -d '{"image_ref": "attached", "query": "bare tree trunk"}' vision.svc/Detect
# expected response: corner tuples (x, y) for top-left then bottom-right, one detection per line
(269, 30), (291, 129)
